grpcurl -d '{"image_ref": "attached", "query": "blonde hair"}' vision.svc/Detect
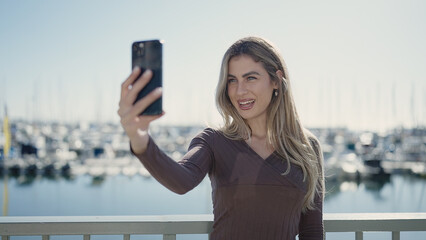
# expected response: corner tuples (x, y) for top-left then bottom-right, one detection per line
(215, 36), (324, 212)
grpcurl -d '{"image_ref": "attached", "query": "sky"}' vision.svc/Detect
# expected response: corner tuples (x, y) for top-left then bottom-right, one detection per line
(0, 0), (425, 132)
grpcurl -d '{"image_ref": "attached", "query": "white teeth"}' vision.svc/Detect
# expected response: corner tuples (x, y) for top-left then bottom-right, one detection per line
(239, 100), (254, 105)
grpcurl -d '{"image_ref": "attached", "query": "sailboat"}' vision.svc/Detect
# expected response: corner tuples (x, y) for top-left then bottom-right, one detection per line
(1, 106), (11, 161)
(2, 104), (11, 216)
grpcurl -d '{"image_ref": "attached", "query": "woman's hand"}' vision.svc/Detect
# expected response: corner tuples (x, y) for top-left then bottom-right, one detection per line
(117, 67), (164, 154)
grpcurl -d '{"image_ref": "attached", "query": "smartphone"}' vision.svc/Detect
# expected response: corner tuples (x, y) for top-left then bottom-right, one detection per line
(131, 39), (163, 115)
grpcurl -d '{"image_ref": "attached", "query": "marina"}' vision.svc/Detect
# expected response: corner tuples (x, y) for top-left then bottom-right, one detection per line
(0, 121), (425, 240)
(0, 121), (425, 181)
(0, 121), (205, 180)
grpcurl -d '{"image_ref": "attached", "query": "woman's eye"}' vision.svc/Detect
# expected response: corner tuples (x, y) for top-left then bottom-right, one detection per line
(247, 76), (257, 81)
(227, 78), (236, 84)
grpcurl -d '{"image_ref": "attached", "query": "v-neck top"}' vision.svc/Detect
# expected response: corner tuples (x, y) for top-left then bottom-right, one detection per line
(134, 128), (324, 240)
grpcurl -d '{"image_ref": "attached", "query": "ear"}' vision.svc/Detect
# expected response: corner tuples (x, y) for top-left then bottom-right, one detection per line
(274, 70), (284, 89)
(276, 70), (284, 79)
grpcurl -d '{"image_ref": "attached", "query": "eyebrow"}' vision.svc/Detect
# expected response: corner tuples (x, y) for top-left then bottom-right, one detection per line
(227, 71), (261, 78)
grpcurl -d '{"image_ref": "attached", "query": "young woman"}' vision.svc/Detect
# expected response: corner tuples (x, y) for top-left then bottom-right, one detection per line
(118, 36), (324, 239)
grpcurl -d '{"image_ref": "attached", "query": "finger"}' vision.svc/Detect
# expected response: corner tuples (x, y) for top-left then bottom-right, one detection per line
(120, 67), (141, 100)
(133, 112), (165, 133)
(120, 108), (162, 131)
(118, 93), (142, 117)
(120, 87), (163, 124)
(117, 105), (132, 118)
(124, 69), (153, 105)
(130, 87), (163, 117)
(137, 111), (165, 124)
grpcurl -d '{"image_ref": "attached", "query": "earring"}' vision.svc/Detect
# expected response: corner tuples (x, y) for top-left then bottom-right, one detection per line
(274, 89), (278, 97)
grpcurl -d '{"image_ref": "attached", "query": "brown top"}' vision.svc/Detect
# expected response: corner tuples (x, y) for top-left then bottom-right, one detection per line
(134, 128), (323, 240)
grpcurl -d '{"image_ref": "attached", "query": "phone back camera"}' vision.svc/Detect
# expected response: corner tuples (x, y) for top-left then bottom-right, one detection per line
(133, 44), (145, 57)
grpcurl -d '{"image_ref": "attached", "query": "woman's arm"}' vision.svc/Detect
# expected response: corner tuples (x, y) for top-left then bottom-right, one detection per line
(298, 191), (324, 239)
(132, 132), (214, 195)
(118, 68), (213, 194)
(299, 136), (325, 239)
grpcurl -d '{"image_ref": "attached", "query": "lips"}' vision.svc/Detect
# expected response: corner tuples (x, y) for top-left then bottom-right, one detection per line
(238, 99), (255, 110)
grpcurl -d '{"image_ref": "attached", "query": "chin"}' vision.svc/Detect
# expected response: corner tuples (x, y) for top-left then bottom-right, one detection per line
(237, 112), (253, 121)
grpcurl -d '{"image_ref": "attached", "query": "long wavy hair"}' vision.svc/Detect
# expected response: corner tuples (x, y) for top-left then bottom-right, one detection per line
(216, 36), (324, 212)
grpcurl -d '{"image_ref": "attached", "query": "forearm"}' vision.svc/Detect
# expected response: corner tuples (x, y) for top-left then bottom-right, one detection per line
(132, 136), (208, 194)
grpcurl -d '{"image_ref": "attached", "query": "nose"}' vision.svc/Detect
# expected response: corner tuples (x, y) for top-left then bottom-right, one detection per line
(236, 82), (248, 96)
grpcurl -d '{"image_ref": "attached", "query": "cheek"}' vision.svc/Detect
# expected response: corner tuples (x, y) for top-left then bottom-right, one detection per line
(227, 86), (235, 99)
(225, 88), (235, 105)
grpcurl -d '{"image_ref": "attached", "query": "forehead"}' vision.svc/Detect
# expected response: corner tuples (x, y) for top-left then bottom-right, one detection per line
(228, 55), (265, 73)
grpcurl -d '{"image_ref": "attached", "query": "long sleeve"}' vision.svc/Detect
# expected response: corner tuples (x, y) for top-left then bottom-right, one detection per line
(132, 133), (214, 195)
(298, 191), (324, 239)
(299, 136), (325, 239)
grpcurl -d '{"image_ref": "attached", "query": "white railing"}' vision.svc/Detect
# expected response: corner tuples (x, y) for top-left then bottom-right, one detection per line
(0, 213), (425, 240)
(324, 213), (426, 240)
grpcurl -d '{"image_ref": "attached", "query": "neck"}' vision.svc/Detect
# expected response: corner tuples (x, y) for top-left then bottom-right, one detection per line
(247, 117), (268, 139)
(245, 119), (274, 152)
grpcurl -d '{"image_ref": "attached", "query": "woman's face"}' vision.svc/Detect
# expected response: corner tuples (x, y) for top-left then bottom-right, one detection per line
(227, 54), (277, 126)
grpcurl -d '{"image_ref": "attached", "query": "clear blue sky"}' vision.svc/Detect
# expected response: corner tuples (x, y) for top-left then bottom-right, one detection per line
(1, 0), (425, 132)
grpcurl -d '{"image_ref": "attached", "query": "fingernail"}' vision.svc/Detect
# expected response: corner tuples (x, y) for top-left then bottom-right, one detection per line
(133, 66), (139, 72)
(156, 87), (163, 94)
(143, 69), (152, 76)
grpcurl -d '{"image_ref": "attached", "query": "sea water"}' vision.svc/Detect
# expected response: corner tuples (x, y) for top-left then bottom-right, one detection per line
(1, 174), (425, 240)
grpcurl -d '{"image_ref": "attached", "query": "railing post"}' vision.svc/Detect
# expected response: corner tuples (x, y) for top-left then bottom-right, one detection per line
(355, 231), (363, 240)
(42, 236), (49, 240)
(392, 231), (400, 240)
(123, 234), (130, 240)
(163, 234), (176, 240)
(1, 236), (10, 240)
(84, 235), (90, 240)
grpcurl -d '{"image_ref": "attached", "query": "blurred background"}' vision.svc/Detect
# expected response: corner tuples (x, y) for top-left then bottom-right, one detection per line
(0, 0), (425, 239)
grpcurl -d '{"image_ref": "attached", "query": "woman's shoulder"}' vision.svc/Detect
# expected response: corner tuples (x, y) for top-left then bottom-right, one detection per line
(193, 127), (238, 147)
(194, 127), (224, 142)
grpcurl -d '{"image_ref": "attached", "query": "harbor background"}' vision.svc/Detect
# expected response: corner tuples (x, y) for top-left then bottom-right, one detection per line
(0, 122), (425, 239)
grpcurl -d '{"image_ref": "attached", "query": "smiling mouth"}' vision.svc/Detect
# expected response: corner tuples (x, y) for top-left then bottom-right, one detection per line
(238, 99), (255, 110)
